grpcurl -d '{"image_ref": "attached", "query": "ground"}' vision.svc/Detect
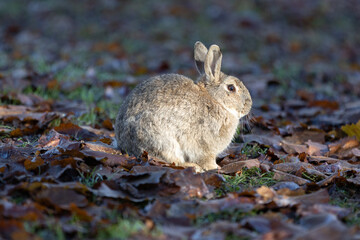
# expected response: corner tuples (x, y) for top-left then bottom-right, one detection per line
(0, 0), (360, 239)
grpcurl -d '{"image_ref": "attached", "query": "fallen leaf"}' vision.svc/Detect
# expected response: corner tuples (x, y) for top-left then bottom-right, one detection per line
(309, 100), (339, 110)
(341, 120), (360, 141)
(281, 140), (307, 154)
(36, 187), (88, 209)
(38, 129), (70, 148)
(328, 137), (359, 155)
(273, 169), (311, 185)
(291, 189), (330, 206)
(54, 122), (98, 141)
(305, 140), (328, 156)
(296, 213), (350, 240)
(24, 155), (45, 171)
(102, 118), (114, 130)
(256, 186), (276, 202)
(221, 159), (260, 174)
(0, 105), (60, 129)
(242, 133), (282, 150)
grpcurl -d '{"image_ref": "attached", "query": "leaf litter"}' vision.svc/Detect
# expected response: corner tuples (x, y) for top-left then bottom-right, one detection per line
(1, 0), (360, 239)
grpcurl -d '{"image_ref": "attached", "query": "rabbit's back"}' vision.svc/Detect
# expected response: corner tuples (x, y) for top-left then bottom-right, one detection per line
(121, 74), (200, 119)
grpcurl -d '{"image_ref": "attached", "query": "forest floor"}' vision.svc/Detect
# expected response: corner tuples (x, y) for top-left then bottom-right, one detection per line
(0, 1), (360, 239)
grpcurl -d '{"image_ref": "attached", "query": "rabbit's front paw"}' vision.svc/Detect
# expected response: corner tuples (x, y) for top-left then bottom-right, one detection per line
(201, 162), (219, 171)
(181, 162), (204, 173)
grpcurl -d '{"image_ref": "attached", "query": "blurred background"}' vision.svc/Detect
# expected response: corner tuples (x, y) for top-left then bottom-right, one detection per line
(1, 0), (359, 126)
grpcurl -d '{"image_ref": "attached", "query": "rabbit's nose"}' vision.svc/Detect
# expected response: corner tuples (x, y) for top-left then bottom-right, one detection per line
(241, 95), (252, 116)
(246, 96), (252, 107)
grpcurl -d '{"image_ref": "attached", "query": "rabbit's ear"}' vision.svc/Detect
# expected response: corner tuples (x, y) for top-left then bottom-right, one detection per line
(204, 45), (222, 83)
(194, 41), (208, 74)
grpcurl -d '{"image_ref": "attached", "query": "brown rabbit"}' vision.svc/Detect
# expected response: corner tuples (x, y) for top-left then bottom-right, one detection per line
(115, 41), (252, 171)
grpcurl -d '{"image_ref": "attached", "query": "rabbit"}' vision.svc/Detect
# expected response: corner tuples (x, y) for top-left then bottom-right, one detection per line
(115, 41), (252, 171)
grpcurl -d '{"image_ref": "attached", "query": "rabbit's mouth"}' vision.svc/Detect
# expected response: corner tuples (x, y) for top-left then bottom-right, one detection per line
(222, 104), (246, 119)
(224, 105), (241, 119)
(240, 98), (252, 117)
(222, 103), (252, 119)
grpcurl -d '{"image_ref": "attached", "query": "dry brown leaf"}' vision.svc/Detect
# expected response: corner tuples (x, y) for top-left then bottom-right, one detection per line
(273, 162), (314, 173)
(291, 189), (330, 206)
(102, 118), (114, 130)
(256, 186), (276, 202)
(285, 129), (326, 144)
(24, 156), (45, 171)
(305, 140), (328, 156)
(281, 140), (307, 154)
(0, 105), (60, 128)
(308, 156), (340, 164)
(316, 172), (340, 187)
(54, 122), (98, 141)
(35, 187), (88, 209)
(221, 159), (260, 174)
(308, 100), (339, 110)
(38, 129), (70, 148)
(273, 169), (311, 185)
(295, 214), (350, 240)
(242, 133), (282, 150)
(328, 137), (359, 155)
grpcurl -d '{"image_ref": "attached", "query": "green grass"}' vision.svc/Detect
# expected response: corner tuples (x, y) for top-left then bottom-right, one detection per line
(330, 186), (360, 226)
(216, 167), (277, 197)
(195, 208), (258, 225)
(53, 64), (87, 83)
(67, 86), (98, 105)
(49, 118), (62, 128)
(74, 100), (119, 126)
(76, 109), (98, 126)
(241, 143), (268, 158)
(24, 220), (66, 240)
(77, 168), (103, 188)
(302, 172), (325, 182)
(11, 194), (28, 205)
(97, 99), (119, 120)
(15, 136), (38, 148)
(97, 218), (145, 240)
(23, 86), (60, 100)
(97, 216), (162, 240)
(226, 235), (251, 240)
(272, 63), (304, 98)
(0, 124), (13, 130)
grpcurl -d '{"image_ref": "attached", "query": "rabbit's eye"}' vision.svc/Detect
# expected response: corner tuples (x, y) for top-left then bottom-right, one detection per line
(227, 84), (236, 92)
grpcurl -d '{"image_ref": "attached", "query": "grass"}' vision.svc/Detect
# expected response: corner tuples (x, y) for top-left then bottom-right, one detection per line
(271, 63), (305, 99)
(18, 70), (119, 127)
(15, 136), (38, 148)
(216, 167), (277, 197)
(330, 185), (360, 226)
(97, 99), (119, 120)
(11, 194), (28, 205)
(23, 86), (60, 100)
(0, 124), (13, 130)
(23, 214), (153, 239)
(49, 118), (62, 128)
(76, 109), (98, 126)
(24, 220), (66, 240)
(241, 143), (268, 158)
(302, 172), (325, 182)
(73, 100), (119, 126)
(77, 168), (103, 188)
(195, 208), (258, 225)
(97, 218), (146, 240)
